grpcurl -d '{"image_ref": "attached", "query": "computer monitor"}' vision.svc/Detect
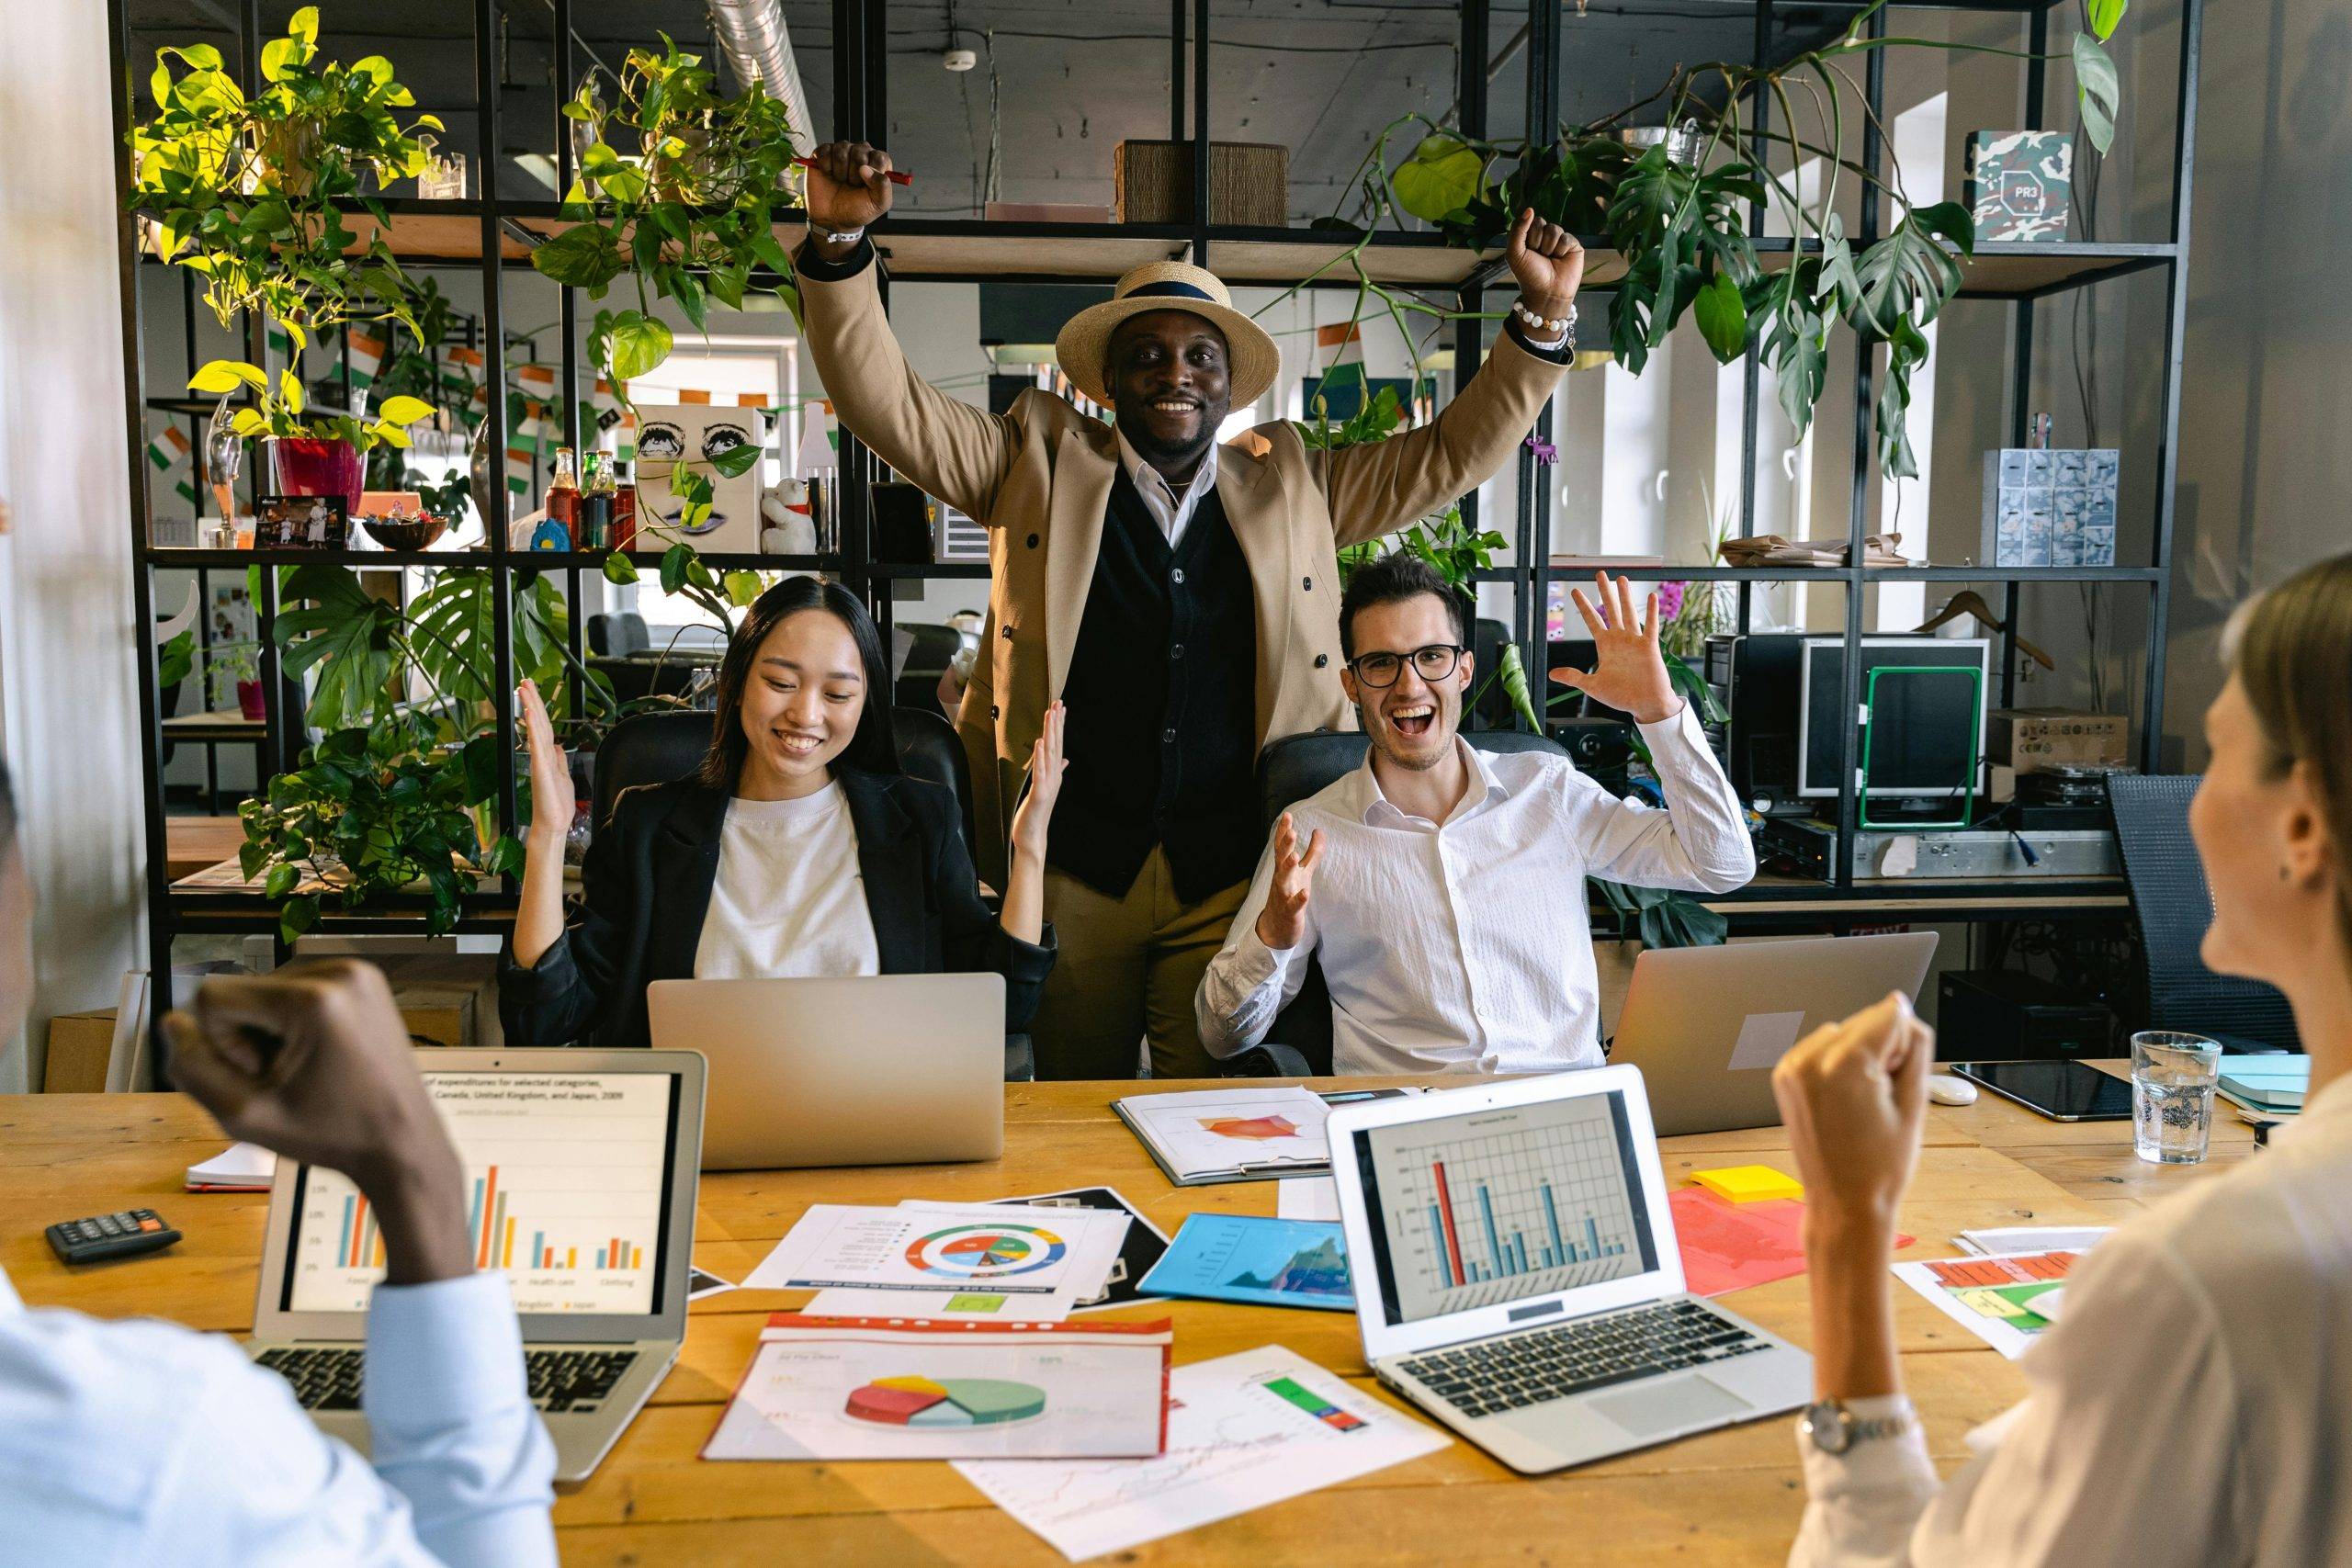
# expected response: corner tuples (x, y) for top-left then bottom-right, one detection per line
(1796, 636), (1990, 801)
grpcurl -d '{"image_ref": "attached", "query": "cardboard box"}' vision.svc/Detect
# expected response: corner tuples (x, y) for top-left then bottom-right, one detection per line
(376, 954), (503, 1050)
(1990, 708), (2129, 773)
(1114, 140), (1289, 227)
(1965, 130), (2074, 242)
(44, 1010), (116, 1093)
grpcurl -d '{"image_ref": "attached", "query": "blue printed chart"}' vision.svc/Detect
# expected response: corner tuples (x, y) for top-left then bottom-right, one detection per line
(1138, 1214), (1355, 1311)
(1364, 1093), (1657, 1321)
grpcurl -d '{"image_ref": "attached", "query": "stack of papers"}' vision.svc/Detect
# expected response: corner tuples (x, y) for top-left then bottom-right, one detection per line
(2218, 1055), (2308, 1116)
(1114, 1087), (1337, 1186)
(744, 1201), (1133, 1322)
(704, 1313), (1173, 1461)
(186, 1142), (276, 1192)
(956, 1346), (1447, 1560)
(1719, 532), (1908, 569)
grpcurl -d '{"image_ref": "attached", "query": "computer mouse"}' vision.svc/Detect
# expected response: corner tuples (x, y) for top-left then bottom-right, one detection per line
(1927, 1074), (1979, 1107)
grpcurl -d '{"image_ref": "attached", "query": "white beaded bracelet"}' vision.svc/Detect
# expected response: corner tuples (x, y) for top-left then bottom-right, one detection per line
(815, 225), (866, 246)
(1511, 299), (1578, 335)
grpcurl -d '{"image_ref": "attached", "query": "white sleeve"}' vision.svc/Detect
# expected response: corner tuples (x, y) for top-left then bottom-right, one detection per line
(1574, 703), (1755, 893)
(1788, 1229), (2240, 1567)
(1194, 826), (1318, 1057)
(363, 1271), (559, 1568)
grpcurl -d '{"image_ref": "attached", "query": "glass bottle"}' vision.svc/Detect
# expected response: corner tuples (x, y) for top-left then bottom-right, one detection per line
(611, 457), (638, 552)
(579, 450), (616, 550)
(545, 446), (580, 546)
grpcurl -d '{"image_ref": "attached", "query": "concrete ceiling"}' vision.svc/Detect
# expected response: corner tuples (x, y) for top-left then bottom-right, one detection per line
(126, 0), (1845, 220)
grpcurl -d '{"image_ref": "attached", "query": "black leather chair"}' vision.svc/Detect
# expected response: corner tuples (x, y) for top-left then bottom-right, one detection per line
(582, 705), (1028, 1076)
(1216, 727), (1572, 1077)
(2108, 773), (2301, 1054)
(586, 611), (651, 658)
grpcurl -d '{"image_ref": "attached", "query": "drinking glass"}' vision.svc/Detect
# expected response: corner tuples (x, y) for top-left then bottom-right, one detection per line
(2132, 1032), (2222, 1165)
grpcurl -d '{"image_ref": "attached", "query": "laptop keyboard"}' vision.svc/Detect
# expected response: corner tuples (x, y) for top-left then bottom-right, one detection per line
(256, 1347), (640, 1414)
(1398, 1300), (1768, 1418)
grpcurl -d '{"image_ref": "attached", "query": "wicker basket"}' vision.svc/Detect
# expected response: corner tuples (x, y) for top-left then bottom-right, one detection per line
(1113, 140), (1289, 227)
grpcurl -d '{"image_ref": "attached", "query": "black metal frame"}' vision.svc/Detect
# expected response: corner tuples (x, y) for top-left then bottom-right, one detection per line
(111, 0), (2200, 1007)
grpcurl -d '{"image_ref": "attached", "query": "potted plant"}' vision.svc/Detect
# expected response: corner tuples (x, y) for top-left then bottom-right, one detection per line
(129, 6), (441, 355)
(188, 358), (434, 511)
(207, 639), (266, 719)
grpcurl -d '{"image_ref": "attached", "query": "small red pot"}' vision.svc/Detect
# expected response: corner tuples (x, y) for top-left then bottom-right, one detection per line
(271, 436), (363, 512)
(235, 679), (266, 721)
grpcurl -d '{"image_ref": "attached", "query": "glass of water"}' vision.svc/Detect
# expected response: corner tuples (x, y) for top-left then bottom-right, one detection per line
(2132, 1032), (2222, 1165)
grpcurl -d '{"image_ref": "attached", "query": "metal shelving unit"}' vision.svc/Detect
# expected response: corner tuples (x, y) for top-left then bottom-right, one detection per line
(109, 0), (2199, 1008)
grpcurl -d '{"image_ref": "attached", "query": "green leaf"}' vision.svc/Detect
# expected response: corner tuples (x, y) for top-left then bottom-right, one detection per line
(1910, 200), (1976, 258)
(707, 442), (761, 479)
(188, 358), (266, 394)
(604, 310), (673, 380)
(1850, 216), (1963, 341)
(1390, 135), (1484, 223)
(260, 35), (300, 81)
(156, 628), (197, 689)
(376, 393), (434, 425)
(1693, 272), (1747, 364)
(278, 368), (304, 416)
(458, 733), (503, 806)
(723, 570), (765, 607)
(263, 862), (301, 898)
(274, 564), (400, 729)
(528, 221), (626, 291)
(2073, 34), (2120, 154)
(660, 543), (694, 594)
(668, 267), (707, 333)
(278, 893), (319, 944)
(2086, 0), (2127, 41)
(602, 551), (640, 584)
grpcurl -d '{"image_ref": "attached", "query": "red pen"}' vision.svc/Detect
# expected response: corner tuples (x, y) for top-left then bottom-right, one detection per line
(794, 154), (912, 186)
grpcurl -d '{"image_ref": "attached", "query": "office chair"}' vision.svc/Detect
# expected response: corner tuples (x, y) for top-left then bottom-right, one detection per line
(583, 705), (1025, 1077)
(2108, 773), (2301, 1055)
(585, 611), (651, 658)
(1213, 727), (1571, 1078)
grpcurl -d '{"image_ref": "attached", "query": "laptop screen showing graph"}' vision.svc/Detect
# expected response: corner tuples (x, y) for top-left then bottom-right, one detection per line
(278, 1070), (683, 1318)
(1349, 1087), (1662, 1327)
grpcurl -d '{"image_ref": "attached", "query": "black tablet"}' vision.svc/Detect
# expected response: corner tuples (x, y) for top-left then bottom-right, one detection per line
(1951, 1059), (2135, 1122)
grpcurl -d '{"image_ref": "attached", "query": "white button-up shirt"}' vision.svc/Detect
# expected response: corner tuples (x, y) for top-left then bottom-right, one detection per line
(0, 1268), (555, 1567)
(1196, 705), (1755, 1074)
(1792, 1065), (2352, 1566)
(1114, 428), (1220, 548)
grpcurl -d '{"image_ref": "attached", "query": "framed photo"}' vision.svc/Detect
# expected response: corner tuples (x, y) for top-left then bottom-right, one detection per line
(254, 493), (348, 550)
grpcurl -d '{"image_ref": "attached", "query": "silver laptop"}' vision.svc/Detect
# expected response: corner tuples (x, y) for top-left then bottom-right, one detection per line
(249, 1047), (706, 1484)
(1327, 1066), (1811, 1474)
(647, 974), (1004, 1170)
(1611, 931), (1939, 1136)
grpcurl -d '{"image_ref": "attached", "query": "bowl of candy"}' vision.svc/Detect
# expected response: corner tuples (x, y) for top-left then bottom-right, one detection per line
(361, 509), (452, 551)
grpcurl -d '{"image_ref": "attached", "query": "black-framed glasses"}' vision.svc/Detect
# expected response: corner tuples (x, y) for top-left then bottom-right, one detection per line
(1348, 643), (1464, 687)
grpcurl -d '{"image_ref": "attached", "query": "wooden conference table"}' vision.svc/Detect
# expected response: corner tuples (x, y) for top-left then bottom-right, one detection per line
(0, 1070), (2254, 1565)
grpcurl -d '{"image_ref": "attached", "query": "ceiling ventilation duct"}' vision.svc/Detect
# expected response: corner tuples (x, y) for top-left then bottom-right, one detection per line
(707, 0), (816, 153)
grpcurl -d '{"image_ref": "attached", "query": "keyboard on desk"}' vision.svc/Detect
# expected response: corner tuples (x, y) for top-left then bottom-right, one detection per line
(257, 1346), (640, 1414)
(1398, 1300), (1768, 1419)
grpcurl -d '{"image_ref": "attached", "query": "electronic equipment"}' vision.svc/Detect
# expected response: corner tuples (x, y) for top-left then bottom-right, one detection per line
(1950, 1059), (2134, 1122)
(47, 1208), (179, 1265)
(1936, 969), (2111, 1061)
(1611, 932), (1939, 1135)
(1798, 637), (1991, 803)
(1703, 632), (1801, 808)
(1327, 1068), (1811, 1475)
(1757, 817), (2120, 881)
(648, 974), (1006, 1171)
(249, 1047), (706, 1483)
(1544, 715), (1637, 790)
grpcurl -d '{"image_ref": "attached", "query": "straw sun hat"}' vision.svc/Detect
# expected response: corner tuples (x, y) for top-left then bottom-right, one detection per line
(1052, 261), (1282, 411)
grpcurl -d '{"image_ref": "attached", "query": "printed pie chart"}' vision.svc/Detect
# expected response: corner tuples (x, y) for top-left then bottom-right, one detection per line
(903, 1223), (1067, 1277)
(844, 1375), (1047, 1427)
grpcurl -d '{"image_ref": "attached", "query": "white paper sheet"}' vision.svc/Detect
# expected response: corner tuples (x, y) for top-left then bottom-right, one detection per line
(186, 1141), (276, 1190)
(1893, 1250), (2082, 1359)
(801, 1202), (1130, 1321)
(745, 1201), (1128, 1314)
(705, 1316), (1170, 1461)
(1274, 1178), (1340, 1223)
(956, 1345), (1447, 1561)
(1119, 1088), (1333, 1179)
(1953, 1225), (2112, 1257)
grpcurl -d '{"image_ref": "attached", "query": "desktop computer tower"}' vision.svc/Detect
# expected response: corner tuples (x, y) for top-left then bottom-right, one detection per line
(1704, 633), (1804, 810)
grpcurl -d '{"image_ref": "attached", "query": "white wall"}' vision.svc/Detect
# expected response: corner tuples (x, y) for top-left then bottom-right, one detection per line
(0, 0), (147, 1091)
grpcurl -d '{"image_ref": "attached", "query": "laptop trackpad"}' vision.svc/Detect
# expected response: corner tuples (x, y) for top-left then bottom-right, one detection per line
(1590, 1375), (1749, 1439)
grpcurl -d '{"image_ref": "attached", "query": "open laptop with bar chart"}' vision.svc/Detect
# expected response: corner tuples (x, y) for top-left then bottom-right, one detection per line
(1326, 1066), (1810, 1473)
(246, 1047), (705, 1483)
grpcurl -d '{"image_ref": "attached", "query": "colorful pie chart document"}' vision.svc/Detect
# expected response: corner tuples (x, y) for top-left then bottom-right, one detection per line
(703, 1314), (1173, 1461)
(1112, 1087), (1336, 1185)
(956, 1345), (1448, 1561)
(744, 1201), (1130, 1322)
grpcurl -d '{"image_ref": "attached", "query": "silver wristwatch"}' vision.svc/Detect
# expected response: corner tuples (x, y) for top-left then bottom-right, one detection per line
(1801, 1398), (1913, 1455)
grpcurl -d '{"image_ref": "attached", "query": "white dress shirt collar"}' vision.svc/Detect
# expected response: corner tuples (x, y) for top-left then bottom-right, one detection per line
(1114, 428), (1221, 547)
(1351, 736), (1513, 830)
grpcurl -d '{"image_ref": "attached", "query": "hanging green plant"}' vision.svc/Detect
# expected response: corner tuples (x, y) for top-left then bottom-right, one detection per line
(129, 6), (441, 351)
(187, 357), (435, 450)
(1279, 0), (2132, 482)
(531, 34), (805, 385)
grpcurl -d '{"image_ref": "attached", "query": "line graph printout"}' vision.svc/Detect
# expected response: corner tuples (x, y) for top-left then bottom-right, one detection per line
(956, 1345), (1447, 1561)
(287, 1072), (675, 1315)
(1358, 1089), (1660, 1324)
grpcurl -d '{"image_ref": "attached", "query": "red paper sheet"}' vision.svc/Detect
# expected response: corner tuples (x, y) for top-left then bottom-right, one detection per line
(1671, 1187), (1913, 1297)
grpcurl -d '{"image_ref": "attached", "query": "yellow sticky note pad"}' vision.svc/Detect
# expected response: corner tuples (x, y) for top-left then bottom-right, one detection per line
(1690, 1166), (1804, 1204)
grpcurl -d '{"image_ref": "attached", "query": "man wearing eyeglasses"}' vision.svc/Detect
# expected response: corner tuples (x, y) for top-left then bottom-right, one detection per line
(1196, 553), (1755, 1074)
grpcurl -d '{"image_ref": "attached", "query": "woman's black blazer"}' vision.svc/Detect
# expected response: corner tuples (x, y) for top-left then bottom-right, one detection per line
(500, 767), (1054, 1048)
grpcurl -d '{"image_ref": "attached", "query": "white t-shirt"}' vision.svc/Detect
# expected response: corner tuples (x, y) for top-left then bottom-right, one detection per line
(690, 782), (882, 980)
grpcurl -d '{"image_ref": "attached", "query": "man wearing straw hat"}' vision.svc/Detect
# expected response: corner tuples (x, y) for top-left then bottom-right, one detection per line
(796, 140), (1585, 1080)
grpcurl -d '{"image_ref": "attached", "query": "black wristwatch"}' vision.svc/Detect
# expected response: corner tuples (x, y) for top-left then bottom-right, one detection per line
(1801, 1397), (1914, 1455)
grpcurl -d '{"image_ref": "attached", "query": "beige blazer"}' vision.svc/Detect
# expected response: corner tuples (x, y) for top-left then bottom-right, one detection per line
(797, 259), (1570, 886)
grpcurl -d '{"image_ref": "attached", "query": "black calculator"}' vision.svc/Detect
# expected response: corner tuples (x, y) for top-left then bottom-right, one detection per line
(47, 1210), (182, 1264)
